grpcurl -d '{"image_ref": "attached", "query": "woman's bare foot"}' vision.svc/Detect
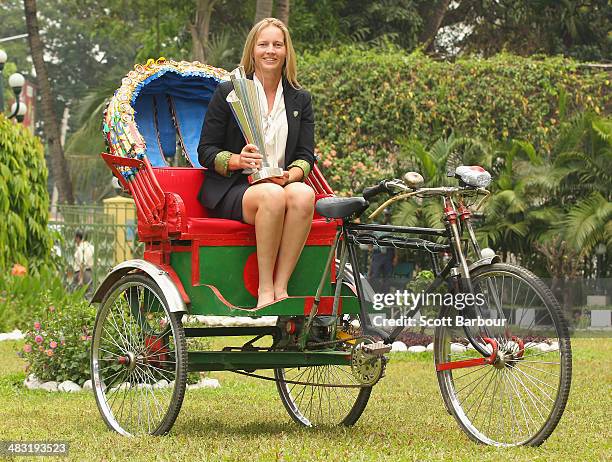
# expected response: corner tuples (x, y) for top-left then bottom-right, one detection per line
(257, 289), (275, 308)
(274, 288), (288, 300)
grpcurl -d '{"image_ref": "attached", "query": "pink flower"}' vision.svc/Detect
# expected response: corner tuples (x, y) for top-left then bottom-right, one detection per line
(49, 341), (58, 349)
(49, 306), (55, 312)
(34, 322), (41, 330)
(34, 335), (43, 344)
(23, 344), (32, 353)
(45, 349), (53, 357)
(86, 335), (92, 341)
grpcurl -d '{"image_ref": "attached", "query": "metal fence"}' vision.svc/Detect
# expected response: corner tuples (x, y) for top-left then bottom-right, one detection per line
(49, 201), (144, 290)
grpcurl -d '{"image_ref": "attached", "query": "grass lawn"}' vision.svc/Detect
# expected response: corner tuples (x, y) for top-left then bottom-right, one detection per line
(0, 338), (610, 461)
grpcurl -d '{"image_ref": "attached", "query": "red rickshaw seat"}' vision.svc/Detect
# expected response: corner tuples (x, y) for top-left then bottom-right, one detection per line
(152, 166), (338, 245)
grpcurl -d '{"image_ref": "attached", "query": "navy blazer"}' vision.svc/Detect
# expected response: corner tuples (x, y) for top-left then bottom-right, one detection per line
(197, 77), (315, 210)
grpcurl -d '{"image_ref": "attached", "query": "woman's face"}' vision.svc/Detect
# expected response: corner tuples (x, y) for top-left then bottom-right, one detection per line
(253, 25), (286, 75)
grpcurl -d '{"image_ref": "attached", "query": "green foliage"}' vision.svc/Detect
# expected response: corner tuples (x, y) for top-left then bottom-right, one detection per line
(21, 297), (95, 386)
(446, 0), (612, 61)
(0, 268), (81, 333)
(299, 47), (610, 195)
(1, 264), (95, 385)
(0, 114), (53, 271)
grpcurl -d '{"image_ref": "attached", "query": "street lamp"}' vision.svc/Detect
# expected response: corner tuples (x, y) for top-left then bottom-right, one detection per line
(0, 49), (27, 122)
(0, 49), (7, 112)
(9, 101), (26, 123)
(7, 72), (25, 119)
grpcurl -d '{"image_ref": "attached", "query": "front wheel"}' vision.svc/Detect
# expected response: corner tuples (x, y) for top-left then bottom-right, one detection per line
(91, 273), (187, 436)
(434, 263), (572, 446)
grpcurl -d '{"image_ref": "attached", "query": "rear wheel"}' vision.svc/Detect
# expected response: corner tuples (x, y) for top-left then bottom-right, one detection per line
(434, 263), (572, 446)
(275, 365), (372, 427)
(91, 274), (187, 436)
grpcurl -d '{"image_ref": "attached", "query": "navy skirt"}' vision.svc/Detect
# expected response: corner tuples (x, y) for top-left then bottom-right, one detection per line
(206, 175), (250, 222)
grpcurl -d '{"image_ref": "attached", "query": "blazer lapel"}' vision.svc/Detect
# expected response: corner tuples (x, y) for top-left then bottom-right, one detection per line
(283, 79), (300, 166)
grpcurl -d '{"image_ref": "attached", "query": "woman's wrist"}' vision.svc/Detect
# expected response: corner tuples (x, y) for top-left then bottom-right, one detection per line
(228, 153), (241, 171)
(287, 166), (304, 183)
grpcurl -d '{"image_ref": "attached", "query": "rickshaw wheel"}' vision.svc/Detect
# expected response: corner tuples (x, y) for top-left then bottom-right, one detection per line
(274, 365), (371, 427)
(91, 273), (187, 436)
(434, 263), (572, 447)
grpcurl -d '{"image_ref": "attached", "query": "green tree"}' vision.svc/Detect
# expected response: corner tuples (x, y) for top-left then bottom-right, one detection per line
(441, 0), (612, 60)
(0, 114), (52, 270)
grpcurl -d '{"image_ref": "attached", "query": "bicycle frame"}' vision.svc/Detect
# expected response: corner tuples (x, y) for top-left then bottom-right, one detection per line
(305, 190), (496, 358)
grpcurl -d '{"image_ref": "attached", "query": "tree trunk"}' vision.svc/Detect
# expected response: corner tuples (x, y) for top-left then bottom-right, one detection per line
(418, 0), (451, 51)
(276, 0), (290, 26)
(190, 0), (218, 63)
(23, 0), (74, 204)
(255, 0), (274, 24)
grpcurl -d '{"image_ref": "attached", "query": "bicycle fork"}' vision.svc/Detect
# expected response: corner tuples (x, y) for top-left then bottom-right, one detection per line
(443, 196), (496, 358)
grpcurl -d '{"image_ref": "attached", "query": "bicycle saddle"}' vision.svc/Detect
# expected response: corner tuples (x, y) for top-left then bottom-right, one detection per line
(315, 197), (368, 218)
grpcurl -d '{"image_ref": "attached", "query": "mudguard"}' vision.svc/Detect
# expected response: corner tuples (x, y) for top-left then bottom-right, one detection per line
(468, 255), (501, 273)
(90, 259), (188, 314)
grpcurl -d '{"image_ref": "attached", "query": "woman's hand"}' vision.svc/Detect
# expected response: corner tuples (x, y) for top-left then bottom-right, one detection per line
(229, 144), (263, 170)
(265, 170), (291, 186)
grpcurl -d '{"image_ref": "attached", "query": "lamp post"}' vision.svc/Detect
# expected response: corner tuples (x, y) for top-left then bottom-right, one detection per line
(0, 49), (7, 112)
(8, 72), (25, 119)
(10, 101), (27, 123)
(0, 48), (27, 122)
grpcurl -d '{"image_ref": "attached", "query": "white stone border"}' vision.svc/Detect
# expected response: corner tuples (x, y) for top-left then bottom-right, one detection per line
(0, 329), (24, 341)
(390, 341), (557, 353)
(23, 374), (221, 393)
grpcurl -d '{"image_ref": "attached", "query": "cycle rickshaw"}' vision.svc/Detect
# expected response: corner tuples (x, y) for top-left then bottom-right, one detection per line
(90, 59), (572, 446)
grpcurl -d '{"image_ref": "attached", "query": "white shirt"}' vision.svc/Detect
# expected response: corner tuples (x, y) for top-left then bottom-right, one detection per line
(253, 75), (288, 169)
(73, 241), (94, 272)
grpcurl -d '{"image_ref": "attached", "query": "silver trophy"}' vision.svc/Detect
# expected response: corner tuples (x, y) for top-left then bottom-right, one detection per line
(227, 66), (284, 184)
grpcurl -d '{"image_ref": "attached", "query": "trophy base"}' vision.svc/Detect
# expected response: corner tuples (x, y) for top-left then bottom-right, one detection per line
(248, 167), (285, 185)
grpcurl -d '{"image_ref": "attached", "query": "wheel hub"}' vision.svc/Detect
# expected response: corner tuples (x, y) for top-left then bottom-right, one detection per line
(118, 351), (137, 372)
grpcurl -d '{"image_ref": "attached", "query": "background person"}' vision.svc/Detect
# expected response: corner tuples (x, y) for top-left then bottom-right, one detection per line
(72, 229), (94, 297)
(198, 18), (315, 307)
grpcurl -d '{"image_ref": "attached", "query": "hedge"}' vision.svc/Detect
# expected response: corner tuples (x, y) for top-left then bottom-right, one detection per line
(0, 114), (52, 270)
(299, 47), (610, 194)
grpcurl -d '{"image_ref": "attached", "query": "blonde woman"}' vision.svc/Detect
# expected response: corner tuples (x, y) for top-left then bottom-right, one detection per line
(197, 18), (315, 307)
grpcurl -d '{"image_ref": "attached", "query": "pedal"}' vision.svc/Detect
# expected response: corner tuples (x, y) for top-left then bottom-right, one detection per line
(362, 341), (392, 356)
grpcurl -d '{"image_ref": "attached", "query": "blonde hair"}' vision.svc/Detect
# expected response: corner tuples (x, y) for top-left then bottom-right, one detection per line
(240, 18), (300, 89)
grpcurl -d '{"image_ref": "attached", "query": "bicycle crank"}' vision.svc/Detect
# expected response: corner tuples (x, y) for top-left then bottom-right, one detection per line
(351, 338), (389, 386)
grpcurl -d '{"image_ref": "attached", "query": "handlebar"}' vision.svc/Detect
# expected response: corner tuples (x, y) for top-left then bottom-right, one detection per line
(362, 181), (390, 201)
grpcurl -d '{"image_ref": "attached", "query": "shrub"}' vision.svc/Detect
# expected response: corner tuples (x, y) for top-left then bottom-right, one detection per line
(0, 114), (53, 271)
(0, 267), (77, 333)
(21, 298), (96, 385)
(299, 47), (610, 194)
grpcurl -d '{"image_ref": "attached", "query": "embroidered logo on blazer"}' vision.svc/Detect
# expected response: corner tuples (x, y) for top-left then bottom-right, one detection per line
(293, 110), (299, 118)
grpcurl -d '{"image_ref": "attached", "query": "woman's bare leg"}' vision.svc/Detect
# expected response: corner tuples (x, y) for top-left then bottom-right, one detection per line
(242, 183), (286, 306)
(273, 183), (315, 299)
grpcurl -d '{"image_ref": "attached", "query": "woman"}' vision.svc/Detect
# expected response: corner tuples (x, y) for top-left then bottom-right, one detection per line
(197, 18), (315, 307)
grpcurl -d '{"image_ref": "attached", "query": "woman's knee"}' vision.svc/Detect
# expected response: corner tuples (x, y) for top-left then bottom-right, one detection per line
(284, 183), (315, 213)
(253, 183), (286, 210)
